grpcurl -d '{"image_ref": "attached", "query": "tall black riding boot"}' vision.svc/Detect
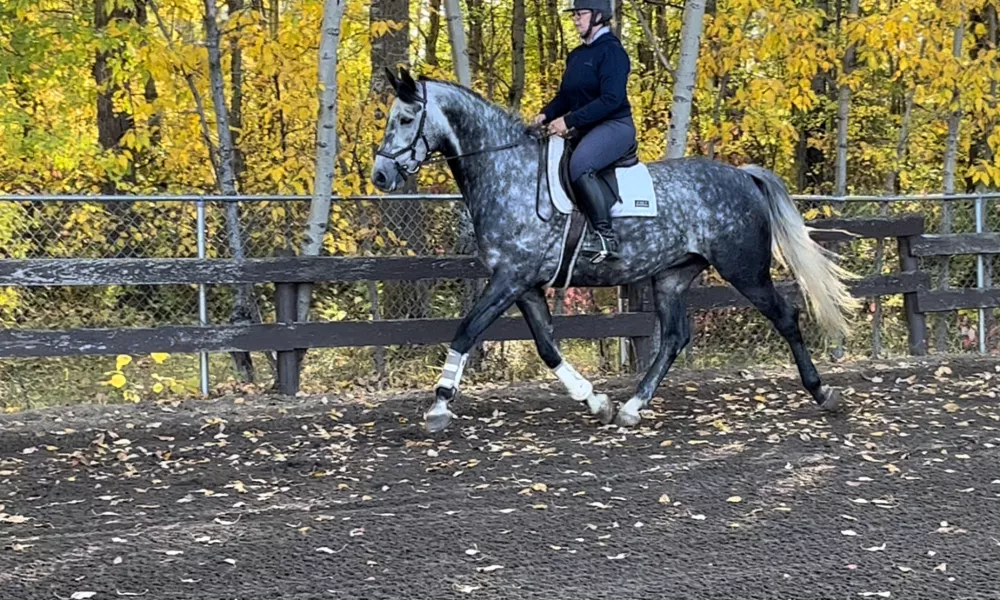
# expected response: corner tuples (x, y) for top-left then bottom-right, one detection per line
(572, 171), (620, 263)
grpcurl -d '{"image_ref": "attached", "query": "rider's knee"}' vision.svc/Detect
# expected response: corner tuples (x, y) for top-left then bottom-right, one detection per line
(569, 156), (597, 183)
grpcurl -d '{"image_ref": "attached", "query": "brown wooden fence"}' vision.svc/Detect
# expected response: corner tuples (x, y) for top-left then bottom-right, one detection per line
(2, 213), (998, 394)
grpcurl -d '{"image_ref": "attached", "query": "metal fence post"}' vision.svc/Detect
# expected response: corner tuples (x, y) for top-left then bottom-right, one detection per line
(196, 198), (210, 396)
(975, 194), (986, 354)
(617, 286), (628, 369)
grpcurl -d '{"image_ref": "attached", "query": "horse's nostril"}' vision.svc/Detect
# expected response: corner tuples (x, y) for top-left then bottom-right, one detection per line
(374, 171), (387, 186)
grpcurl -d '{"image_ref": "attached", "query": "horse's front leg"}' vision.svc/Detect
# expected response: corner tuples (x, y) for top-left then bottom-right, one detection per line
(426, 274), (527, 433)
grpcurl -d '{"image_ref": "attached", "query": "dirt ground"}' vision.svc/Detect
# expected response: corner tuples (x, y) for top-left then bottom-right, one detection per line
(2, 355), (1000, 599)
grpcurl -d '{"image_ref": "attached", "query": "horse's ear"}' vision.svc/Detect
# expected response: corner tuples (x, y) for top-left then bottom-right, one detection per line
(400, 69), (418, 91)
(384, 67), (400, 94)
(396, 67), (420, 104)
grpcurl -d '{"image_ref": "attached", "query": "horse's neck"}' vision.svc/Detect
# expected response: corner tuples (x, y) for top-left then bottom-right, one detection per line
(435, 88), (537, 221)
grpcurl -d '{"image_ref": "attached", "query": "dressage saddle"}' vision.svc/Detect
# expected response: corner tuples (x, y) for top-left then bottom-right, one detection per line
(557, 139), (640, 213)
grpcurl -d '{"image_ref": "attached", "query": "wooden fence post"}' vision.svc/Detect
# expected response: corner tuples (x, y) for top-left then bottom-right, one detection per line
(897, 235), (928, 356)
(275, 280), (301, 395)
(625, 281), (653, 372)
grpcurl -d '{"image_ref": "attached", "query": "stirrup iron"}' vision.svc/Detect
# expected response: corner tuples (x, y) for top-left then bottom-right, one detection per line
(585, 231), (619, 264)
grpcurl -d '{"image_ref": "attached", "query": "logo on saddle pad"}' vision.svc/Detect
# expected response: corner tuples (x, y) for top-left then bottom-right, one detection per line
(545, 136), (658, 219)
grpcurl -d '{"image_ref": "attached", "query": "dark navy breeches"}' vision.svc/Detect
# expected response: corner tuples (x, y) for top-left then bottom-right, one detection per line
(568, 117), (637, 182)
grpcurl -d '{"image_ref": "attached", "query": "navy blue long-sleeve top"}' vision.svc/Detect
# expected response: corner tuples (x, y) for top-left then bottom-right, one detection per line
(541, 30), (632, 133)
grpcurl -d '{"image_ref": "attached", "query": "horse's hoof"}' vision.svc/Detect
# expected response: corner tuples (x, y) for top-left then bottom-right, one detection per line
(424, 404), (455, 433)
(614, 408), (641, 427)
(819, 385), (841, 412)
(614, 396), (645, 427)
(587, 393), (614, 424)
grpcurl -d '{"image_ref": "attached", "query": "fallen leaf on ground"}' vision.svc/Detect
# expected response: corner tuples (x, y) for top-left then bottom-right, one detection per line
(477, 565), (503, 573)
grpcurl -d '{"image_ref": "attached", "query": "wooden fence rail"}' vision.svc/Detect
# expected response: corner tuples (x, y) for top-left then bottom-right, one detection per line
(3, 212), (999, 394)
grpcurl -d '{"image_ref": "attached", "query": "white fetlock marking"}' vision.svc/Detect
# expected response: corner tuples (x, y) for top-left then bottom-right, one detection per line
(435, 349), (469, 391)
(553, 361), (593, 401)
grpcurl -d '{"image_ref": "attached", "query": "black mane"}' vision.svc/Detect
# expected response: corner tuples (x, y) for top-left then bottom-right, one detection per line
(417, 75), (534, 135)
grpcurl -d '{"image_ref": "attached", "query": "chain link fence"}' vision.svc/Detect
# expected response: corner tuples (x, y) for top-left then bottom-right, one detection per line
(1, 193), (997, 411)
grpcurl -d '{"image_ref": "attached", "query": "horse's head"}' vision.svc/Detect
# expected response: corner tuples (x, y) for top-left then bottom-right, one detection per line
(371, 67), (445, 192)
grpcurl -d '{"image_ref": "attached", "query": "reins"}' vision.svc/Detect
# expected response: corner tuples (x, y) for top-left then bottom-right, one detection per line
(423, 124), (553, 165)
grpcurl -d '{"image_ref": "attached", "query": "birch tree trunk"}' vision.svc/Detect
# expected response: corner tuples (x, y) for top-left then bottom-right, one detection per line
(203, 0), (258, 382)
(444, 0), (471, 85)
(830, 0), (859, 359)
(976, 5), (996, 347)
(834, 0), (860, 198)
(295, 0), (348, 322)
(665, 0), (706, 159)
(937, 14), (965, 352)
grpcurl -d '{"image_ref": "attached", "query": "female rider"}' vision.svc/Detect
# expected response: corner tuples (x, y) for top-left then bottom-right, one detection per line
(533, 0), (635, 263)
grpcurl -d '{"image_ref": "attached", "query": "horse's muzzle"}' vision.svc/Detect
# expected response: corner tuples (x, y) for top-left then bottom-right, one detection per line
(371, 158), (401, 192)
(372, 169), (392, 191)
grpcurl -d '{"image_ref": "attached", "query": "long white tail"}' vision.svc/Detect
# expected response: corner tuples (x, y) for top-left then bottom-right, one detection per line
(740, 165), (860, 340)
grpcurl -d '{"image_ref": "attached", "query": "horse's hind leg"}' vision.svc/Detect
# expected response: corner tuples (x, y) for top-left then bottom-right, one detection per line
(616, 259), (707, 427)
(714, 252), (839, 410)
(517, 287), (614, 424)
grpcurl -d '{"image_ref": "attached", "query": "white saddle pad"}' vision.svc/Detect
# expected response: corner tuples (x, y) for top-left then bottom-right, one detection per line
(546, 136), (658, 218)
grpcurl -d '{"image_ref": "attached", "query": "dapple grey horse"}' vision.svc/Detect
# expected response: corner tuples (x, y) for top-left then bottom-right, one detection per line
(370, 68), (858, 433)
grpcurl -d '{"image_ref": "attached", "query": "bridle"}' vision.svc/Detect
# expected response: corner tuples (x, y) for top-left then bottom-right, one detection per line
(375, 81), (433, 181)
(375, 80), (551, 181)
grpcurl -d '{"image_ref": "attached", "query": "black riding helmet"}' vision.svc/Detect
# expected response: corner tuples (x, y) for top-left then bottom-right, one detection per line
(563, 0), (613, 38)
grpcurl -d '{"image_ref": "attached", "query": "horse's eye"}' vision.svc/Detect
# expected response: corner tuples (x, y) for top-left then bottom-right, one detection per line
(400, 116), (414, 125)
